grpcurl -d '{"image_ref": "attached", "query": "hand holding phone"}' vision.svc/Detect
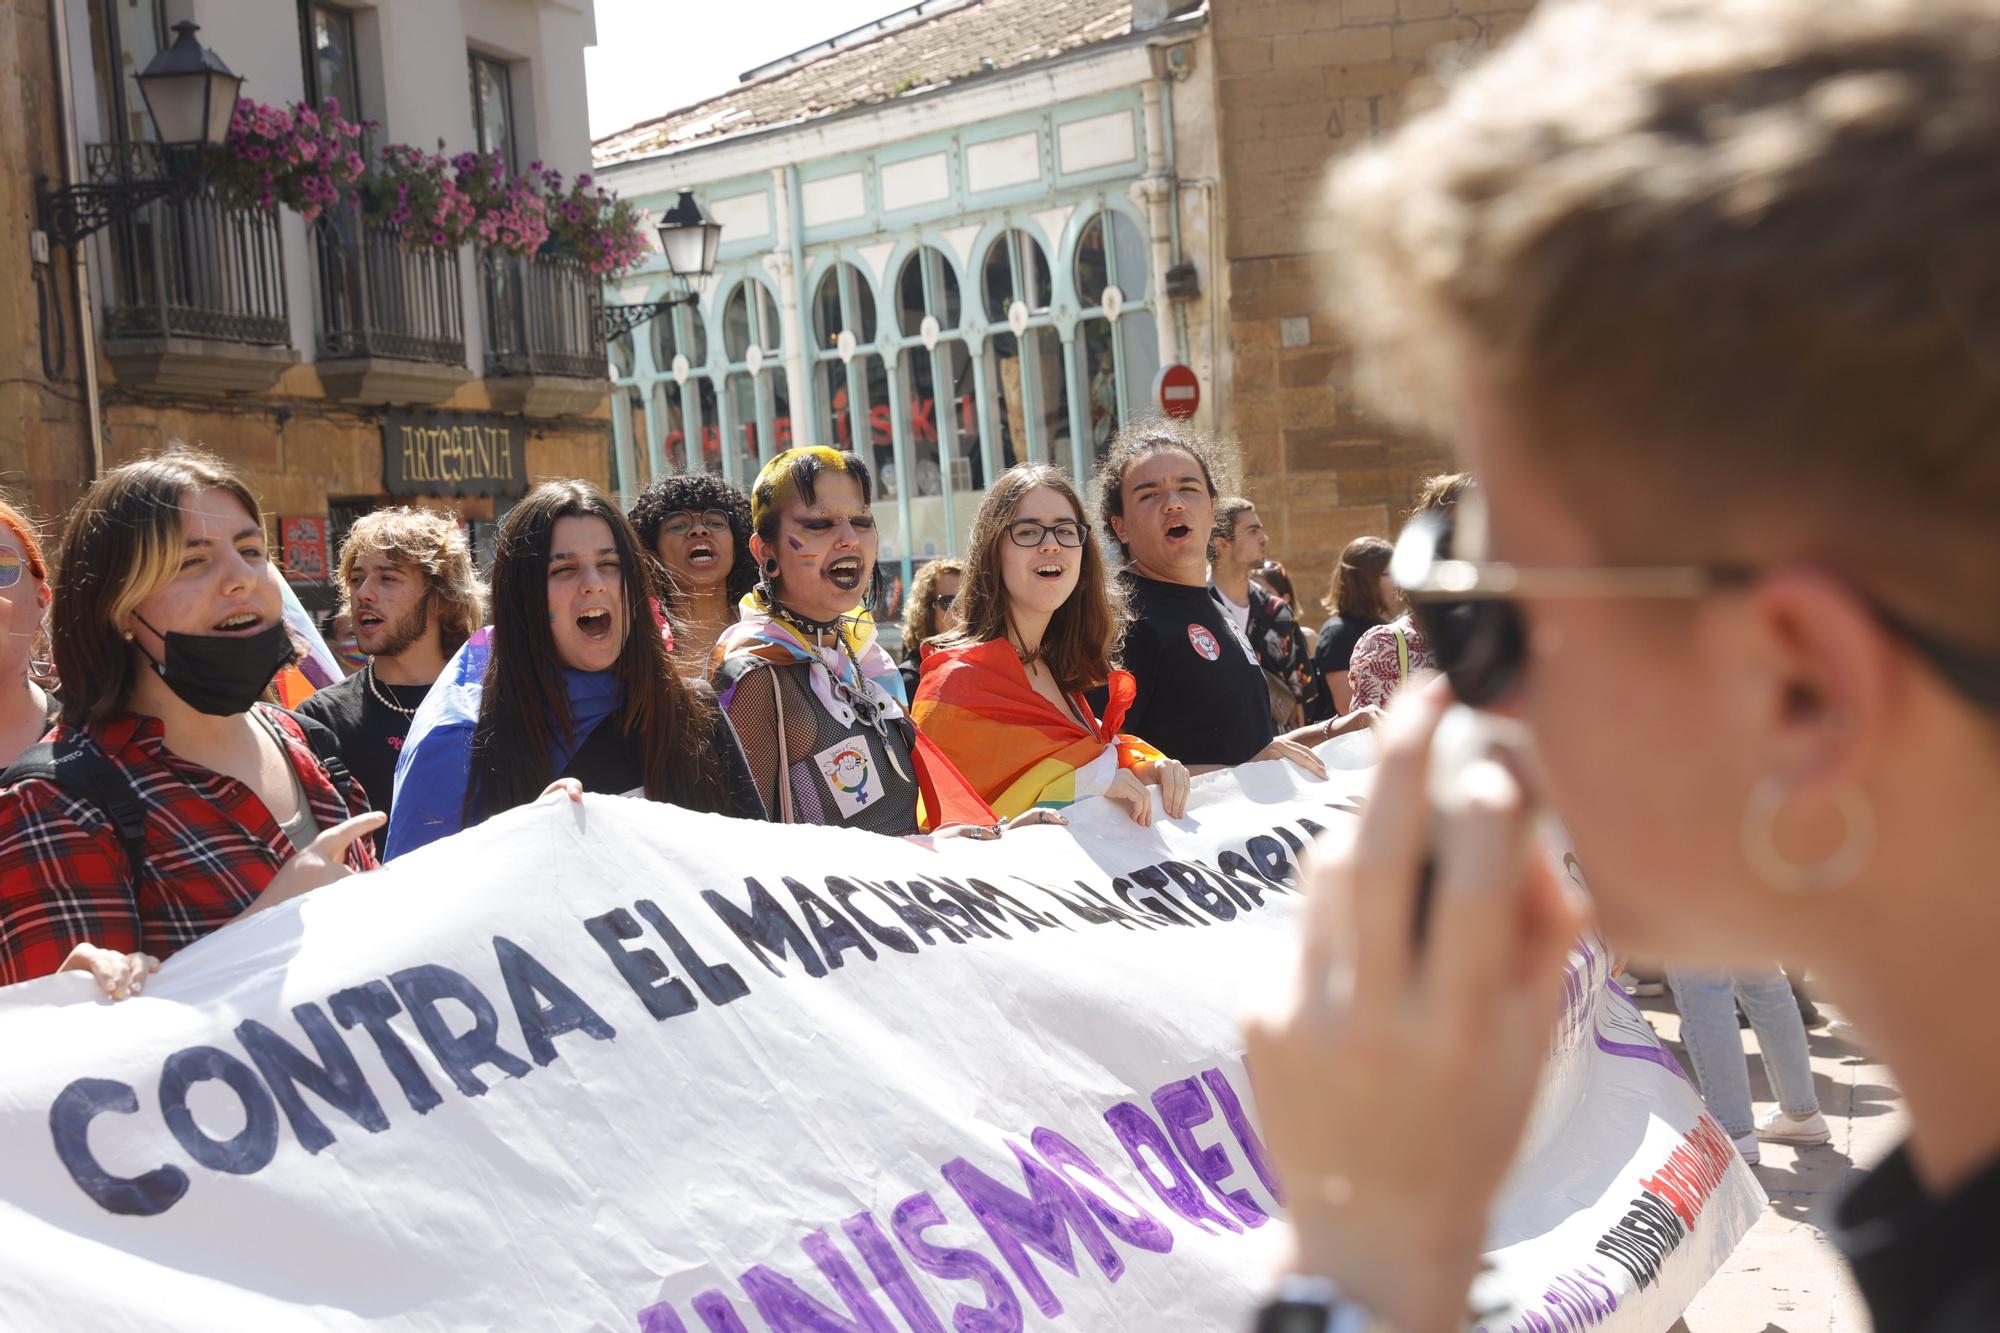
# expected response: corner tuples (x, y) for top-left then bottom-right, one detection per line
(1242, 679), (1586, 1333)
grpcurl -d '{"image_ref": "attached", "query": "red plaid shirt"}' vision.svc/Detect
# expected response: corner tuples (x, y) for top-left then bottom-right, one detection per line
(0, 704), (375, 985)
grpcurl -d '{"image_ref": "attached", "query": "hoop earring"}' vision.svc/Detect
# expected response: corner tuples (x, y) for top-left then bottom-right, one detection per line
(1740, 776), (1873, 894)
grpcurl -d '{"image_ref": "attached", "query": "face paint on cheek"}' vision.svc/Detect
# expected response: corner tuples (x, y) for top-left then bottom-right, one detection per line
(786, 535), (805, 550)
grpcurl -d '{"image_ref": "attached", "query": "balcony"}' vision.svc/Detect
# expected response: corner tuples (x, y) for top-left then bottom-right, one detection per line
(478, 248), (608, 417)
(309, 208), (472, 405)
(91, 142), (298, 395)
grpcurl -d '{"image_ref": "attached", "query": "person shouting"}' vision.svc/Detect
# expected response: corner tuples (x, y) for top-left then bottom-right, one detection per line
(712, 446), (1017, 838)
(296, 507), (485, 841)
(628, 473), (756, 673)
(385, 481), (761, 859)
(1092, 425), (1356, 773)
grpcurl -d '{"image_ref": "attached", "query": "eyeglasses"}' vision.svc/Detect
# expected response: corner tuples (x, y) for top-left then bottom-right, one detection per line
(0, 547), (23, 590)
(1008, 519), (1085, 549)
(1392, 510), (2000, 711)
(661, 510), (732, 537)
(935, 591), (956, 610)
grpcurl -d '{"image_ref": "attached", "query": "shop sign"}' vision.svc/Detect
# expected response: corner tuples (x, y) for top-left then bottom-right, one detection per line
(381, 409), (528, 498)
(280, 516), (330, 582)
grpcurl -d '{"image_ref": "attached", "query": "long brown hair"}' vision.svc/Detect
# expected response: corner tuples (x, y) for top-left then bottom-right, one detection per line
(1321, 536), (1394, 621)
(939, 464), (1125, 695)
(51, 450), (264, 728)
(469, 480), (729, 818)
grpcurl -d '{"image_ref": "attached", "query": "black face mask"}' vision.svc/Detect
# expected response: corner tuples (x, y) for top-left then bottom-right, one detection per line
(134, 614), (295, 716)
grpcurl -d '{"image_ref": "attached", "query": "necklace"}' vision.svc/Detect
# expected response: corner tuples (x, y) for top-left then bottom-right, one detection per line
(365, 663), (419, 718)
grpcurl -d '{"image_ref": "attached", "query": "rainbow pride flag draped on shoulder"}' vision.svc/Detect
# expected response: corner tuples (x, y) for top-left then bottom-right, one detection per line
(911, 639), (1162, 819)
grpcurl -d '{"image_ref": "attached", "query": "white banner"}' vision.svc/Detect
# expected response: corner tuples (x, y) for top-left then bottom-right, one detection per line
(0, 738), (1760, 1331)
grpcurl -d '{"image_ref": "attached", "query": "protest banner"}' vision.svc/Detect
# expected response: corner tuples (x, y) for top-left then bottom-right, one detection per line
(0, 738), (1760, 1330)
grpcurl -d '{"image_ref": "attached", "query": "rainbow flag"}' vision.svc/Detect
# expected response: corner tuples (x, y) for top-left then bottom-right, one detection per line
(911, 640), (1162, 819)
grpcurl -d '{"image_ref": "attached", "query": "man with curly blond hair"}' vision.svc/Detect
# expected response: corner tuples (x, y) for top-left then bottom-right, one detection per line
(297, 506), (486, 835)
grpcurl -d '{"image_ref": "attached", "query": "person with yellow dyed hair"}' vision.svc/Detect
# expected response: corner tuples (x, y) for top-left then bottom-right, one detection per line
(912, 464), (1192, 826)
(710, 447), (1020, 837)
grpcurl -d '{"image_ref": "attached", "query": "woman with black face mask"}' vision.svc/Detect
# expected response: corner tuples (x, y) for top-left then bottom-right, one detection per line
(0, 450), (382, 996)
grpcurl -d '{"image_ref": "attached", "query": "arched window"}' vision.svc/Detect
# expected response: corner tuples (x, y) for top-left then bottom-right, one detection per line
(895, 245), (981, 557)
(1072, 210), (1159, 464)
(719, 278), (789, 488)
(650, 302), (720, 478)
(808, 259), (902, 561)
(978, 228), (1068, 474)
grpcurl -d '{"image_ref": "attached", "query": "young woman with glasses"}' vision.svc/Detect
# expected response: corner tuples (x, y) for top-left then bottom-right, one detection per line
(897, 557), (964, 700)
(912, 465), (1192, 825)
(627, 473), (756, 674)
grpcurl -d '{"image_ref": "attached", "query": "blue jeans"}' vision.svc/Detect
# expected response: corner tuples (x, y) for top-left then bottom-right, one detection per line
(1666, 966), (1820, 1138)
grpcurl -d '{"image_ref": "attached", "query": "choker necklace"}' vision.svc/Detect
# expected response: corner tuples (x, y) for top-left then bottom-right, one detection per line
(366, 663), (419, 718)
(769, 598), (851, 642)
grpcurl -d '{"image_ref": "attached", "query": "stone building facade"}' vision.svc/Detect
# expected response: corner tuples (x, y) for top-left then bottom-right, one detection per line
(1209, 0), (1533, 603)
(0, 0), (94, 519)
(11, 0), (610, 617)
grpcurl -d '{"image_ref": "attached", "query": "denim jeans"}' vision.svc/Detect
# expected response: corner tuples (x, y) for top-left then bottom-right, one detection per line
(1666, 966), (1820, 1138)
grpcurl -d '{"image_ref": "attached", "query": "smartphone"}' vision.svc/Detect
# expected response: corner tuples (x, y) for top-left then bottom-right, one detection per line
(1411, 705), (1537, 947)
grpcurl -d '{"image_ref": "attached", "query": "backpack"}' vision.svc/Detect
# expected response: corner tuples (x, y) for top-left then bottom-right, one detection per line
(0, 708), (357, 871)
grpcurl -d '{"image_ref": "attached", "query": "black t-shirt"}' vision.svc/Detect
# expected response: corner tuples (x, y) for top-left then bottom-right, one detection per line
(1836, 1142), (2000, 1330)
(1309, 615), (1385, 721)
(1109, 571), (1275, 766)
(294, 668), (429, 826)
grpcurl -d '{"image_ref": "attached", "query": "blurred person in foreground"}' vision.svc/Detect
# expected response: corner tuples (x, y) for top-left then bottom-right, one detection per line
(1242, 2), (2000, 1330)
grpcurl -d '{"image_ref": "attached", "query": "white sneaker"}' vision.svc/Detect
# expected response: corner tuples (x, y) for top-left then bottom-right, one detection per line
(1755, 1108), (1832, 1146)
(1732, 1132), (1761, 1165)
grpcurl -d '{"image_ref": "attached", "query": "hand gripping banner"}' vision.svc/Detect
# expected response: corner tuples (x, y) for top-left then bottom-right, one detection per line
(0, 736), (1761, 1331)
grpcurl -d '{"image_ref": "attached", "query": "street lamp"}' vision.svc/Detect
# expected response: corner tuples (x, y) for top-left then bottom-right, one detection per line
(603, 191), (724, 343)
(36, 21), (244, 248)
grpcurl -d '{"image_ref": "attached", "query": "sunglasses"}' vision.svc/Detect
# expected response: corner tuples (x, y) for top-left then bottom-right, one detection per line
(935, 591), (956, 610)
(1392, 509), (2000, 711)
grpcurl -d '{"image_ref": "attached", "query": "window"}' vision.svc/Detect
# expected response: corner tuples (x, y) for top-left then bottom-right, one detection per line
(811, 261), (890, 495)
(468, 52), (516, 163)
(91, 0), (166, 143)
(302, 4), (362, 118)
(979, 228), (1068, 473)
(895, 246), (982, 557)
(719, 279), (787, 487)
(1072, 210), (1158, 464)
(651, 305), (719, 476)
(612, 384), (647, 501)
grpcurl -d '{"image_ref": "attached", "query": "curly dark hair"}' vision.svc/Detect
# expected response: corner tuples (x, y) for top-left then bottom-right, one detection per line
(1091, 419), (1236, 557)
(626, 472), (756, 606)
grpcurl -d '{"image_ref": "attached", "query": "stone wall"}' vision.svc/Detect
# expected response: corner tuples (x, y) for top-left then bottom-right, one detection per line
(1210, 0), (1534, 611)
(0, 0), (93, 521)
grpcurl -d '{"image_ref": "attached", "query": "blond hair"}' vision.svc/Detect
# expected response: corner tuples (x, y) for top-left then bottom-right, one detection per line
(1324, 0), (2000, 639)
(335, 506), (486, 654)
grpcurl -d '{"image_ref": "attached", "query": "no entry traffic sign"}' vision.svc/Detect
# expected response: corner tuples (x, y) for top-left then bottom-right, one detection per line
(1154, 363), (1201, 420)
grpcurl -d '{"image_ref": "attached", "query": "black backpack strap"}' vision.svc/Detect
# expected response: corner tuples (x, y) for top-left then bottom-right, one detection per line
(0, 736), (148, 870)
(276, 707), (363, 812)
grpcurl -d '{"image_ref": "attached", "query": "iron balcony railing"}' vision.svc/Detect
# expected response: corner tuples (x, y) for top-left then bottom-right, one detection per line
(89, 142), (290, 346)
(310, 206), (466, 365)
(480, 248), (605, 381)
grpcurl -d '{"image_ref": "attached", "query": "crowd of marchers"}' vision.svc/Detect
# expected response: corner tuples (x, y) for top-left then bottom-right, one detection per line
(0, 422), (1409, 998)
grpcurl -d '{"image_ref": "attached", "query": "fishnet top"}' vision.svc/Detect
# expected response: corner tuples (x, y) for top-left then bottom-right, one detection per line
(716, 656), (922, 837)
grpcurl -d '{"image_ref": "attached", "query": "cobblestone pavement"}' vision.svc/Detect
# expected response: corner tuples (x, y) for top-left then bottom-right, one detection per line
(1638, 988), (1907, 1333)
